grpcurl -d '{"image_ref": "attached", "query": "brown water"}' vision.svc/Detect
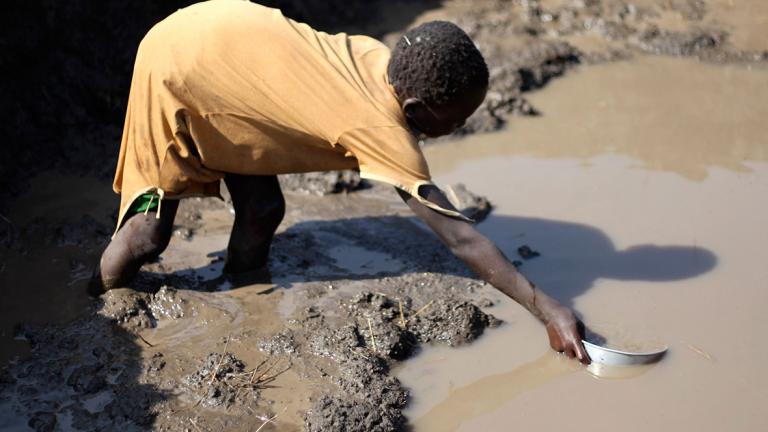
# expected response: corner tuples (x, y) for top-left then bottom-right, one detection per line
(399, 56), (768, 431)
(0, 174), (115, 365)
(642, 0), (768, 52)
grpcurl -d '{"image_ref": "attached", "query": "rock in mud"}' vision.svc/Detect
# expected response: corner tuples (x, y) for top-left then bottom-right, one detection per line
(444, 183), (493, 223)
(410, 298), (501, 346)
(279, 170), (368, 195)
(517, 244), (541, 260)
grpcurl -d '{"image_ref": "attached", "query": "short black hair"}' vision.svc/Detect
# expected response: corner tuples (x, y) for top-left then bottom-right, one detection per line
(388, 21), (489, 107)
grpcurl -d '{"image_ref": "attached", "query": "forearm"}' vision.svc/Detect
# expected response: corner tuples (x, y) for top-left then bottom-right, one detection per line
(450, 234), (559, 323)
(399, 186), (589, 362)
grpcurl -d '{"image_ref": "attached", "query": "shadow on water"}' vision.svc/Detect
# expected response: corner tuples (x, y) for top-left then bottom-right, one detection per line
(0, 212), (717, 428)
(164, 214), (717, 311)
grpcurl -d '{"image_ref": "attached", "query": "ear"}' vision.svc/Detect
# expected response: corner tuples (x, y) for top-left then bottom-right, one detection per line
(401, 97), (425, 119)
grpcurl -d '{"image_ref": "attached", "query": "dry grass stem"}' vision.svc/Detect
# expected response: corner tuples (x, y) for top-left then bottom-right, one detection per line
(209, 337), (230, 384)
(366, 317), (378, 353)
(407, 299), (434, 323)
(687, 344), (714, 361)
(136, 333), (155, 347)
(254, 407), (288, 432)
(398, 299), (406, 328)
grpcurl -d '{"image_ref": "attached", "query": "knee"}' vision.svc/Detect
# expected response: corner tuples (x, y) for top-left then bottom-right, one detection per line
(240, 195), (285, 231)
(128, 214), (173, 261)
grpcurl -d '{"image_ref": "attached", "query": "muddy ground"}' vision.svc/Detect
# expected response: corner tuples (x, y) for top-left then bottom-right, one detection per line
(1, 1), (766, 431)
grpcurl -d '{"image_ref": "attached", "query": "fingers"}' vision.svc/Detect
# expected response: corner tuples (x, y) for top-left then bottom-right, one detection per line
(546, 324), (564, 352)
(576, 342), (591, 365)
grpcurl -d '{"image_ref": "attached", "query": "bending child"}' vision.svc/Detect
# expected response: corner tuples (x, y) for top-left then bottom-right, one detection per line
(92, 0), (590, 364)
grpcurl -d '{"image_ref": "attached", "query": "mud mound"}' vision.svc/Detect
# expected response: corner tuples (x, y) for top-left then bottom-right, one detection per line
(98, 286), (188, 331)
(302, 290), (500, 430)
(279, 170), (369, 196)
(183, 352), (259, 409)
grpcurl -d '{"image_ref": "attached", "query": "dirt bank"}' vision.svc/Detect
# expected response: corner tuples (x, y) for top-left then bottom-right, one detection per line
(0, 187), (504, 431)
(1, 1), (766, 431)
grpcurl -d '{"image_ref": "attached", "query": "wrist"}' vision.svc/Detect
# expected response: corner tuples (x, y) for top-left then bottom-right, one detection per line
(531, 290), (563, 325)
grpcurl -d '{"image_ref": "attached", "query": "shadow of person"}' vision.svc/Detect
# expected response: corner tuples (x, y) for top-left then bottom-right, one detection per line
(476, 216), (718, 309)
(0, 305), (166, 430)
(160, 214), (717, 311)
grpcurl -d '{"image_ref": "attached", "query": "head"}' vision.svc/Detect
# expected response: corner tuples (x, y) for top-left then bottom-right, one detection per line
(388, 21), (489, 138)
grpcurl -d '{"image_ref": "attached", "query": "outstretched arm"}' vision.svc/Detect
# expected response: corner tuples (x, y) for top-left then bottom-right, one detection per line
(398, 185), (590, 364)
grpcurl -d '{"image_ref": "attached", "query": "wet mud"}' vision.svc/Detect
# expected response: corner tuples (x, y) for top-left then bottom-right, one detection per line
(380, 0), (768, 138)
(0, 185), (503, 431)
(2, 1), (767, 431)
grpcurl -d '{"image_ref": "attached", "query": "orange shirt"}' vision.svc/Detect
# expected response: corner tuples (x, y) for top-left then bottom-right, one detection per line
(113, 0), (465, 230)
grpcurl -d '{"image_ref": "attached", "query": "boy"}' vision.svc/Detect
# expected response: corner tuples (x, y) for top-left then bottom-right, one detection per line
(92, 0), (589, 364)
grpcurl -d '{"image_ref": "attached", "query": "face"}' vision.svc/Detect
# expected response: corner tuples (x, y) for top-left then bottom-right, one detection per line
(402, 85), (487, 138)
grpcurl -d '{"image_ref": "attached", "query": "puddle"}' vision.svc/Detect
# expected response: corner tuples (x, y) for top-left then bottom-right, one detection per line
(428, 56), (768, 181)
(403, 57), (768, 430)
(0, 174), (115, 366)
(324, 234), (405, 276)
(708, 0), (768, 52)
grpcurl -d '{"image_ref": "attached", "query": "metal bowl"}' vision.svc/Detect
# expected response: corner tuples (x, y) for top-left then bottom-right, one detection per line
(583, 340), (668, 366)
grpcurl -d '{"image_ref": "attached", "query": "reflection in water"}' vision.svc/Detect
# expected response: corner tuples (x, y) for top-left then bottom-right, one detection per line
(427, 57), (768, 181)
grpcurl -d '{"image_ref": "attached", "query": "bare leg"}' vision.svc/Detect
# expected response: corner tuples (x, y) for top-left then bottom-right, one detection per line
(223, 174), (285, 275)
(89, 200), (179, 295)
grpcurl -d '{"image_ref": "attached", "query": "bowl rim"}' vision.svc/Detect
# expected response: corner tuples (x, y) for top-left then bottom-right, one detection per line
(583, 340), (668, 357)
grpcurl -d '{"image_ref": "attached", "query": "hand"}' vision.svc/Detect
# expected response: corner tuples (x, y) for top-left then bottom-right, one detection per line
(545, 306), (591, 365)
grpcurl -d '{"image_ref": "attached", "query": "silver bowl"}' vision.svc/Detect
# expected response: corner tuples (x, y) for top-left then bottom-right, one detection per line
(583, 340), (668, 366)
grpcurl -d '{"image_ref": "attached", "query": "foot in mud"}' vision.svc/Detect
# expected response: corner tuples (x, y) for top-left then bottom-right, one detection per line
(223, 265), (273, 289)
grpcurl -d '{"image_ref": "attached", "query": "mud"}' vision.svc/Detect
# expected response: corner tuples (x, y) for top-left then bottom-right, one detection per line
(278, 171), (369, 196)
(0, 184), (503, 431)
(380, 0), (768, 138)
(2, 1), (767, 431)
(402, 54), (767, 431)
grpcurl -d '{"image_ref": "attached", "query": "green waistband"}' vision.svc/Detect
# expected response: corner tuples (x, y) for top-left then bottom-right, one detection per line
(128, 192), (160, 214)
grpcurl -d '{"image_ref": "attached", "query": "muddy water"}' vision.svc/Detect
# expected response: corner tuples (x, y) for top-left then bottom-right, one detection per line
(708, 1), (768, 52)
(400, 56), (768, 431)
(641, 0), (768, 52)
(0, 174), (115, 365)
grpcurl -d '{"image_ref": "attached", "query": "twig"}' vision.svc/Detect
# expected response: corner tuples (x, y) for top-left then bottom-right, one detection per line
(254, 407), (288, 432)
(136, 333), (154, 347)
(687, 344), (714, 361)
(366, 317), (378, 353)
(257, 363), (292, 386)
(407, 299), (434, 323)
(251, 358), (281, 384)
(209, 337), (230, 384)
(0, 213), (10, 225)
(398, 299), (406, 328)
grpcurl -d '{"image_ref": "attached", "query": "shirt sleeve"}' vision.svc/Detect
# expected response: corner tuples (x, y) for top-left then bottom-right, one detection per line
(338, 126), (474, 222)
